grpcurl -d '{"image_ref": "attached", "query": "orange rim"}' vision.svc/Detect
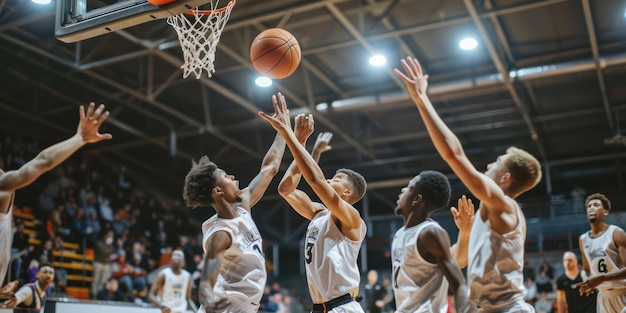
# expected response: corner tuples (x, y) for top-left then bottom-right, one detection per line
(184, 0), (235, 16)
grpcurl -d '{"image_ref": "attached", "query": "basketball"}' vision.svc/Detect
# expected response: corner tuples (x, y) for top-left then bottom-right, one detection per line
(250, 28), (301, 79)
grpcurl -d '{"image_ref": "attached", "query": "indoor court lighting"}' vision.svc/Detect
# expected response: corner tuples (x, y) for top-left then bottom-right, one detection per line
(31, 0), (51, 4)
(459, 37), (478, 50)
(255, 76), (272, 87)
(369, 54), (387, 67)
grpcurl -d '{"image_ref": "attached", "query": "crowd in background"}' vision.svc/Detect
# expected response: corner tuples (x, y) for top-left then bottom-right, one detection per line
(2, 134), (299, 310)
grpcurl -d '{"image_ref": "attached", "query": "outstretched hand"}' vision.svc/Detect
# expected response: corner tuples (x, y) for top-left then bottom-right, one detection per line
(294, 114), (314, 144)
(77, 102), (113, 143)
(313, 132), (333, 156)
(451, 195), (474, 233)
(394, 57), (429, 100)
(0, 280), (18, 297)
(258, 92), (291, 132)
(575, 276), (603, 296)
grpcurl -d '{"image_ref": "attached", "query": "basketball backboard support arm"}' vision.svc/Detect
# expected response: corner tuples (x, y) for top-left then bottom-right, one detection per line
(55, 0), (210, 43)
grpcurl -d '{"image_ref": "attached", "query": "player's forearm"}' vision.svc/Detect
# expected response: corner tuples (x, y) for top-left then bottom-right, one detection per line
(279, 128), (326, 185)
(260, 132), (287, 175)
(451, 231), (470, 268)
(279, 142), (322, 196)
(199, 254), (223, 308)
(598, 266), (626, 282)
(37, 134), (85, 168)
(412, 94), (466, 162)
(278, 160), (302, 196)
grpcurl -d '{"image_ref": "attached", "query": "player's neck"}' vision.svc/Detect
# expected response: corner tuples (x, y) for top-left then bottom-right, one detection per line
(404, 211), (428, 228)
(589, 222), (609, 237)
(212, 201), (238, 219)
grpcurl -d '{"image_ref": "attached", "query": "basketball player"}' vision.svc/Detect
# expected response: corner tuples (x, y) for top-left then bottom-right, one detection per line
(556, 251), (596, 313)
(149, 250), (195, 313)
(392, 172), (471, 313)
(577, 193), (626, 312)
(395, 56), (542, 312)
(261, 102), (367, 312)
(0, 103), (112, 295)
(1, 262), (54, 312)
(183, 93), (288, 313)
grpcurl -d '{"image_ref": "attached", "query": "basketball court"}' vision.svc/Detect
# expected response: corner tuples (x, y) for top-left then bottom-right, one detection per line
(1, 0), (626, 310)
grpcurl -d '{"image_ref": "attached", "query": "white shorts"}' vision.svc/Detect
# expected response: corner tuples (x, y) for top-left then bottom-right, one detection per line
(198, 294), (260, 313)
(597, 291), (626, 313)
(477, 301), (535, 313)
(311, 301), (364, 313)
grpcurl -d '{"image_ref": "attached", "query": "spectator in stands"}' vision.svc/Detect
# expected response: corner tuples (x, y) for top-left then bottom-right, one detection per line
(86, 210), (101, 242)
(524, 277), (538, 303)
(539, 260), (554, 279)
(96, 277), (128, 302)
(536, 270), (553, 293)
(92, 230), (114, 299)
(534, 291), (553, 313)
(129, 242), (149, 297)
(1, 262), (54, 312)
(12, 221), (30, 252)
(11, 221), (30, 284)
(556, 251), (596, 313)
(111, 250), (141, 298)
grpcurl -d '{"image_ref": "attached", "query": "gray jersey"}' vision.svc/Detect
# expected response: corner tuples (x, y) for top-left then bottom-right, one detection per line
(305, 208), (365, 304)
(391, 220), (448, 313)
(200, 207), (266, 313)
(467, 204), (527, 311)
(160, 267), (191, 313)
(580, 225), (626, 311)
(0, 193), (14, 286)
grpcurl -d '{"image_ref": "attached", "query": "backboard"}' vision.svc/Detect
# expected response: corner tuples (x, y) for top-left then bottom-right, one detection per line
(55, 0), (211, 43)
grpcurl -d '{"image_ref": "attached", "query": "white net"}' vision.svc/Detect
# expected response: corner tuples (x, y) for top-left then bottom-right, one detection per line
(167, 0), (235, 79)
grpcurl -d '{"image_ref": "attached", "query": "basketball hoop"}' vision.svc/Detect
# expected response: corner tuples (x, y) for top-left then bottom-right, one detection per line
(166, 0), (236, 79)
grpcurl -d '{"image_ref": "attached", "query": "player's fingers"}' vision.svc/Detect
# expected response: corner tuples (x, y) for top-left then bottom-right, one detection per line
(86, 102), (95, 117)
(271, 95), (279, 114)
(79, 105), (86, 120)
(450, 207), (459, 218)
(401, 59), (416, 78)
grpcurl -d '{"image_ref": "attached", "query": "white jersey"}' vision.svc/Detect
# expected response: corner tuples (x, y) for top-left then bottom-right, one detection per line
(200, 207), (266, 313)
(391, 219), (448, 313)
(0, 193), (14, 285)
(305, 208), (365, 304)
(580, 224), (626, 300)
(160, 267), (191, 313)
(467, 204), (527, 311)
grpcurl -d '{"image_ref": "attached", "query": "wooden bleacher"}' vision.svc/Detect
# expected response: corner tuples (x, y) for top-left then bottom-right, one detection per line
(13, 207), (93, 300)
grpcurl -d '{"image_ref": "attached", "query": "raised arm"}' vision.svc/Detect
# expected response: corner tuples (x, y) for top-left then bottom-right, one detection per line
(260, 95), (362, 240)
(278, 115), (332, 220)
(242, 94), (290, 209)
(394, 57), (513, 218)
(199, 231), (232, 311)
(0, 103), (112, 211)
(450, 196), (474, 268)
(418, 226), (471, 313)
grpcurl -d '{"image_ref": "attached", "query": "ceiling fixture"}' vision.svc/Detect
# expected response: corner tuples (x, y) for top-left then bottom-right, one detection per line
(255, 76), (272, 87)
(459, 37), (478, 50)
(31, 0), (51, 4)
(369, 54), (387, 67)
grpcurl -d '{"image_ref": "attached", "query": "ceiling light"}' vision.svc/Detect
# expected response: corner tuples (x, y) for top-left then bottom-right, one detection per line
(32, 0), (51, 4)
(255, 76), (272, 87)
(369, 54), (387, 67)
(459, 37), (478, 50)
